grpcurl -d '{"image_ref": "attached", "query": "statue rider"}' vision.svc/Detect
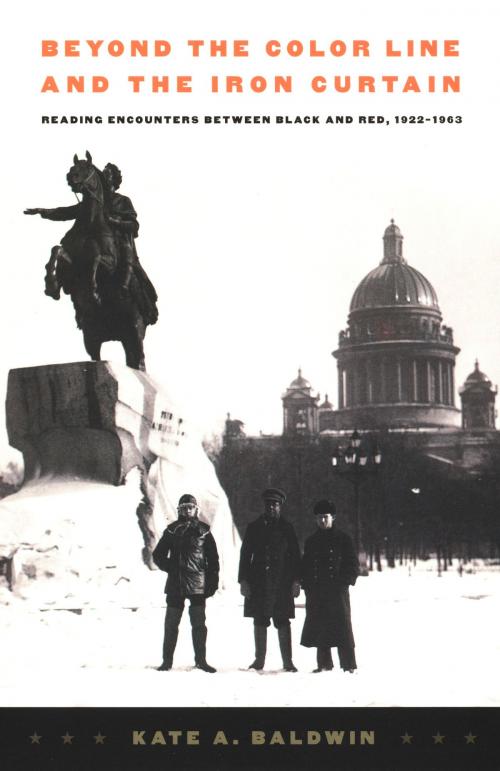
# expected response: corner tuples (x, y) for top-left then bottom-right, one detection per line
(102, 162), (158, 324)
(102, 163), (138, 294)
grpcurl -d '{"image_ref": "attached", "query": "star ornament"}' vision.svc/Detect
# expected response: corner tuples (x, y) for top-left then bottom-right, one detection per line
(94, 732), (106, 744)
(61, 732), (74, 745)
(432, 732), (445, 744)
(400, 732), (413, 744)
(465, 732), (478, 745)
(29, 732), (42, 744)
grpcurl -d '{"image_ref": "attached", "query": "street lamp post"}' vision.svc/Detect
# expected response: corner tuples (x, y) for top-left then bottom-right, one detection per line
(410, 486), (421, 566)
(332, 430), (382, 575)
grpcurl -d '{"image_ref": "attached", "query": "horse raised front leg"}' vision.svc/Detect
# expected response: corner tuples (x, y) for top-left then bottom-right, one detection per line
(44, 245), (63, 300)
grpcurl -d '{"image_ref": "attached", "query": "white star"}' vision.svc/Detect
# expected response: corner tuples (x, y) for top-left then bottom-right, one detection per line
(94, 732), (106, 744)
(432, 732), (445, 744)
(465, 732), (478, 745)
(29, 732), (42, 744)
(61, 732), (74, 745)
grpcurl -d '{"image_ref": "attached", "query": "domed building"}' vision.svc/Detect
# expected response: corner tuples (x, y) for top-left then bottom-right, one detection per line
(332, 220), (461, 429)
(460, 360), (497, 429)
(220, 220), (500, 557)
(282, 369), (320, 435)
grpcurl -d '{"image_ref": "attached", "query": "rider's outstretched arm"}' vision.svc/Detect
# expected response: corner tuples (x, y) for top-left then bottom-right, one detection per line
(24, 204), (80, 221)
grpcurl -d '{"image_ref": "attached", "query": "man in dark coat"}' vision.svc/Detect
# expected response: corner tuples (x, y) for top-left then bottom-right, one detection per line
(152, 493), (219, 673)
(238, 488), (301, 672)
(300, 498), (360, 672)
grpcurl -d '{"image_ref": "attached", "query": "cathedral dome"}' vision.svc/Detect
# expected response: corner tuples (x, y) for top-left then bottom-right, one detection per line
(349, 220), (440, 313)
(333, 220), (460, 431)
(350, 262), (440, 312)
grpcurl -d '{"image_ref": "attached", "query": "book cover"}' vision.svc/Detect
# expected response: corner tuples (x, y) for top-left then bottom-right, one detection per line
(0, 1), (498, 769)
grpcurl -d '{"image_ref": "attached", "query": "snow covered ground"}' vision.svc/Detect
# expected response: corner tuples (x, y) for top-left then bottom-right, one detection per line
(1, 561), (498, 708)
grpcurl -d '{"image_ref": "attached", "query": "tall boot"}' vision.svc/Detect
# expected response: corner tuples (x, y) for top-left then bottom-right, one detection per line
(338, 644), (357, 672)
(313, 646), (333, 673)
(278, 625), (297, 672)
(158, 606), (183, 671)
(190, 605), (216, 673)
(323, 647), (334, 670)
(249, 625), (267, 670)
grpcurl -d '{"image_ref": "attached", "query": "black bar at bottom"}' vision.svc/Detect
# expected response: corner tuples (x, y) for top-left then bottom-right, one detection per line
(0, 706), (498, 771)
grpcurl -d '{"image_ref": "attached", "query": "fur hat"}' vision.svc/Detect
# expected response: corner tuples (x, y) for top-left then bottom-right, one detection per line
(313, 499), (336, 517)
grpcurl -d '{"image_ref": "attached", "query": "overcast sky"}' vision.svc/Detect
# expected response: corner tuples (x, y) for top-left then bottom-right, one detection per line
(1, 0), (499, 465)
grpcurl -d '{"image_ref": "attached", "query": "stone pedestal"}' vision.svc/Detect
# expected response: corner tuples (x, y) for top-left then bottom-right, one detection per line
(6, 361), (185, 484)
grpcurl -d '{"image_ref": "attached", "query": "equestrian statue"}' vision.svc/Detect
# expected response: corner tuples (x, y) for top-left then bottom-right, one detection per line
(24, 152), (158, 371)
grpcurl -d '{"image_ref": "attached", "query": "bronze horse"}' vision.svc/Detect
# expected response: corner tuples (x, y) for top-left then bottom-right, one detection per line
(25, 152), (157, 371)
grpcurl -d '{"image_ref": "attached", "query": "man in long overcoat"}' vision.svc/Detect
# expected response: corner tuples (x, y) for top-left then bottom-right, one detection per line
(300, 498), (360, 672)
(238, 488), (301, 672)
(153, 493), (219, 673)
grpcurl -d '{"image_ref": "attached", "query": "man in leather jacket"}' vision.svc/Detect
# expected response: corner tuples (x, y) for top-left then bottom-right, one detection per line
(153, 493), (219, 673)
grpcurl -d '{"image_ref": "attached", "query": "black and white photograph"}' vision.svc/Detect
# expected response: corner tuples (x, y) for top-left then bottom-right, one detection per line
(0, 1), (499, 768)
